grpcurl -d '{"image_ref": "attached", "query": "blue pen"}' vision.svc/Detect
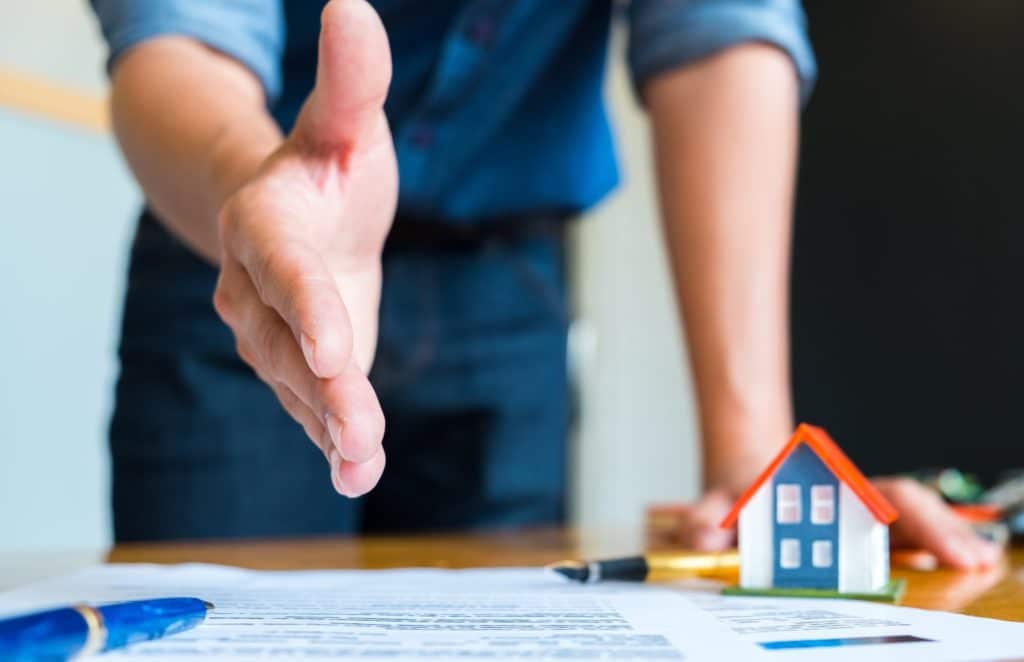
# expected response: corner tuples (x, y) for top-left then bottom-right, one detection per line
(0, 597), (212, 660)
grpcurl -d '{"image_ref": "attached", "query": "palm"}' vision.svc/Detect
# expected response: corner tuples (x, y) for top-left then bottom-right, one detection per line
(256, 0), (397, 372)
(266, 113), (396, 372)
(322, 124), (397, 372)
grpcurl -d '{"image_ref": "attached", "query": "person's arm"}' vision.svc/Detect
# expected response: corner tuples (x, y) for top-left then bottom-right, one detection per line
(645, 44), (798, 550)
(636, 13), (1000, 568)
(110, 37), (281, 264)
(99, 0), (395, 496)
(647, 43), (798, 495)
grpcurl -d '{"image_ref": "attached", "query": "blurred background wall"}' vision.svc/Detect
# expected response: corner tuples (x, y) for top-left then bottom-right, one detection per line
(792, 1), (1024, 483)
(0, 4), (139, 551)
(0, 3), (697, 551)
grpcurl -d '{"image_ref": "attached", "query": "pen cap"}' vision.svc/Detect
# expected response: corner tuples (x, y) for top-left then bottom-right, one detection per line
(99, 598), (209, 651)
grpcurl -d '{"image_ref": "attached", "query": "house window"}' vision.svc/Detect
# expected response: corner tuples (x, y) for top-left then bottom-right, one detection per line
(812, 540), (833, 568)
(776, 484), (801, 524)
(780, 538), (801, 569)
(810, 485), (835, 525)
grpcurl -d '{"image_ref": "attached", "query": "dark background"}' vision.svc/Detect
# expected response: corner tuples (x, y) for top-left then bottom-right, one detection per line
(792, 1), (1024, 483)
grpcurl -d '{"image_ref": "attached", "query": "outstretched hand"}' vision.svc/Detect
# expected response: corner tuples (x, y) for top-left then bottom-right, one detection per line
(212, 0), (397, 497)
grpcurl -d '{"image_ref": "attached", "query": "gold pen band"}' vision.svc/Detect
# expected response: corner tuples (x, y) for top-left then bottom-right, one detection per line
(644, 550), (740, 582)
(71, 604), (107, 658)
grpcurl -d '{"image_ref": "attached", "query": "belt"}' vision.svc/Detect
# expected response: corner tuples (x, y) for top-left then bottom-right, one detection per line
(385, 212), (570, 251)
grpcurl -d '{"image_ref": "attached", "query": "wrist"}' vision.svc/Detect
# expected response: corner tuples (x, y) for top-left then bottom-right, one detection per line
(700, 409), (793, 494)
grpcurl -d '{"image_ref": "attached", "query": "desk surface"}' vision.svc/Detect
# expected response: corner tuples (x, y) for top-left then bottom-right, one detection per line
(105, 528), (1024, 622)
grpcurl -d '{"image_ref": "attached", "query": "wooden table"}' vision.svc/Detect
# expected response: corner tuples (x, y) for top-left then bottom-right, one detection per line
(106, 528), (1024, 622)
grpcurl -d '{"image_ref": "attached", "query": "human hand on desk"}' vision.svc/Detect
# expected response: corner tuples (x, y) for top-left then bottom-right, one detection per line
(873, 477), (1003, 569)
(212, 0), (395, 497)
(649, 478), (1003, 570)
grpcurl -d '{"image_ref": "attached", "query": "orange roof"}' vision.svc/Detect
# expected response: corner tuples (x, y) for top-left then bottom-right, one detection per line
(719, 423), (898, 528)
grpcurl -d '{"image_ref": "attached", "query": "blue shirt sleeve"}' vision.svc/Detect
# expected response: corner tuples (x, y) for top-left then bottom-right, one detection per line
(628, 0), (817, 105)
(89, 0), (285, 103)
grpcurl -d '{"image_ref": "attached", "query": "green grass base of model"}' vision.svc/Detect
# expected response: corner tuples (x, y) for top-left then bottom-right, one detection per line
(721, 578), (906, 603)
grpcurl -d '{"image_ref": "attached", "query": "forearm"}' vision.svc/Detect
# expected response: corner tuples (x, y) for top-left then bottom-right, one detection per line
(110, 37), (284, 263)
(646, 44), (799, 490)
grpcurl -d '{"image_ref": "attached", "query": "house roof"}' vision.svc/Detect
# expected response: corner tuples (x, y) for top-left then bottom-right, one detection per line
(719, 423), (899, 528)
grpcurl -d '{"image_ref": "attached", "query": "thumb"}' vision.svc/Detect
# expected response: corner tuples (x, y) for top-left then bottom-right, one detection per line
(297, 0), (391, 146)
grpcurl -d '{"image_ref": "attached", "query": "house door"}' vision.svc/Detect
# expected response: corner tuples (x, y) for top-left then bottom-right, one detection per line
(772, 444), (840, 589)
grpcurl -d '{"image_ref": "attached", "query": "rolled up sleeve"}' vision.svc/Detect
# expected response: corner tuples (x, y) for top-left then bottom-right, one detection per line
(89, 0), (285, 103)
(628, 0), (817, 105)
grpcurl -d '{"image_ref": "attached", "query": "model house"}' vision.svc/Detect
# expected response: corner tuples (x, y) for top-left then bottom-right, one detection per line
(720, 424), (899, 596)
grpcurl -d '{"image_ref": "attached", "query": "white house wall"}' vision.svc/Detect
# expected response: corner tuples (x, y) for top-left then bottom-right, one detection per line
(871, 523), (889, 589)
(738, 482), (773, 588)
(838, 483), (889, 592)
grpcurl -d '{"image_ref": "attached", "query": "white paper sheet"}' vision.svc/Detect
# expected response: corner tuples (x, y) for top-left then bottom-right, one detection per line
(690, 591), (1024, 661)
(2, 564), (1023, 661)
(0, 564), (755, 661)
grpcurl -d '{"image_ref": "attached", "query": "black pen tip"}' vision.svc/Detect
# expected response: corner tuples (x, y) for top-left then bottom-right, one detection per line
(546, 561), (589, 582)
(202, 601), (215, 611)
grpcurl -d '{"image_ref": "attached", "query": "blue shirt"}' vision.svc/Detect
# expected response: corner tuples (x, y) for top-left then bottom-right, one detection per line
(90, 0), (815, 224)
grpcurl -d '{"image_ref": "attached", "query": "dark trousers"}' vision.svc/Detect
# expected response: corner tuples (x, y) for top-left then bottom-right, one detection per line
(110, 211), (570, 541)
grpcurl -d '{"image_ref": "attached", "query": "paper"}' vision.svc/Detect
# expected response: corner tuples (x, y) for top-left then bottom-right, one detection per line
(2, 564), (1023, 661)
(0, 564), (753, 660)
(691, 592), (1024, 661)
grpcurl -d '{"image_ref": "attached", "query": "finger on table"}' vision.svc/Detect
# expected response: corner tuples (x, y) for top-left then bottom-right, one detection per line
(883, 478), (1002, 569)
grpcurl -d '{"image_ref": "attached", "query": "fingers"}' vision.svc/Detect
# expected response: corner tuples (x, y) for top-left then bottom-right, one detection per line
(219, 215), (353, 378)
(320, 363), (386, 464)
(300, 0), (392, 146)
(269, 379), (329, 457)
(265, 373), (383, 498)
(216, 258), (324, 405)
(332, 446), (386, 498)
(673, 491), (737, 551)
(214, 259), (385, 471)
(235, 335), (385, 498)
(879, 478), (1003, 570)
(265, 370), (383, 498)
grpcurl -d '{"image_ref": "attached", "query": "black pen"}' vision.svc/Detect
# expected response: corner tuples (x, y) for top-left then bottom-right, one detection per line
(548, 551), (739, 583)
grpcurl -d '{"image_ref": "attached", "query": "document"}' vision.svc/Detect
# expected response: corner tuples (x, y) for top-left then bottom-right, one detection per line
(0, 564), (752, 660)
(691, 592), (1024, 661)
(2, 564), (1024, 661)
